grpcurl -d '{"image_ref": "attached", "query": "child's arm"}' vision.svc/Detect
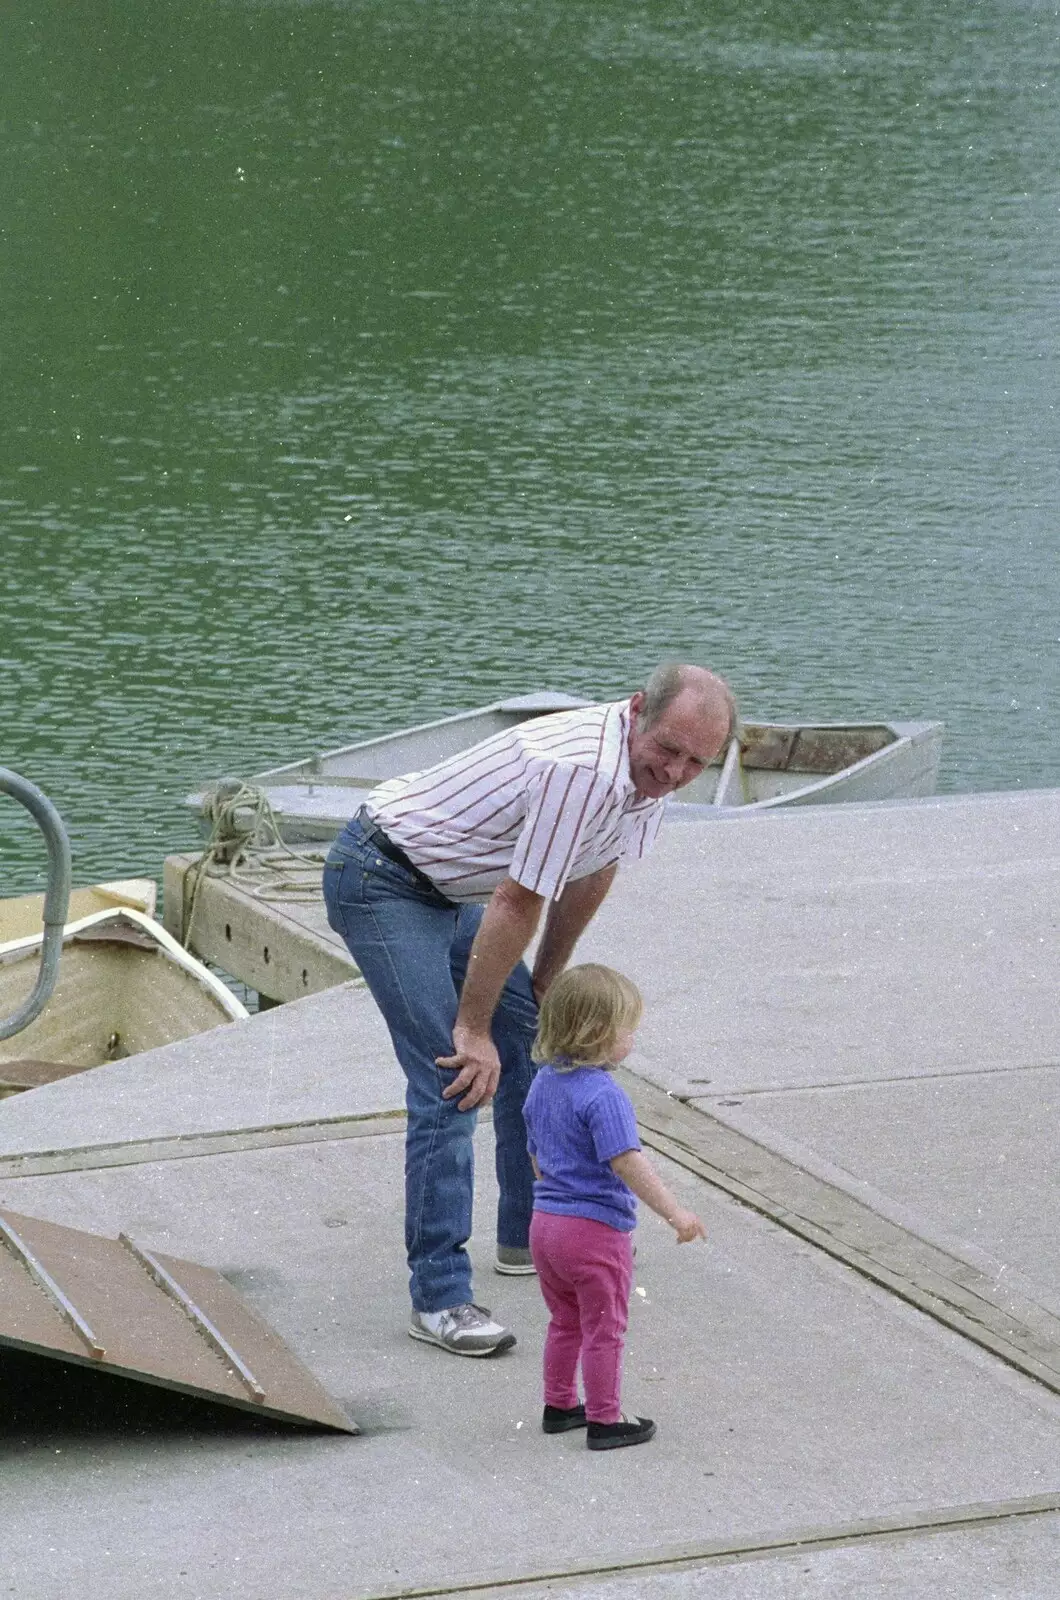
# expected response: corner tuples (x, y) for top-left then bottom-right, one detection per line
(531, 1154), (542, 1180)
(610, 1150), (707, 1244)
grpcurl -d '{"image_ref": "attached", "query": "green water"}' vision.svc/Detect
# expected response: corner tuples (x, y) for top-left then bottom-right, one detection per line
(3, 1), (1059, 893)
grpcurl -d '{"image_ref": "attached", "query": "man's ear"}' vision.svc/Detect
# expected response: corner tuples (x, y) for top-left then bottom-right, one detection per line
(629, 690), (645, 719)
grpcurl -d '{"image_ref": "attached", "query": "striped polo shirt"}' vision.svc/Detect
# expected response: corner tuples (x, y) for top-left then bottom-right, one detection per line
(365, 699), (665, 904)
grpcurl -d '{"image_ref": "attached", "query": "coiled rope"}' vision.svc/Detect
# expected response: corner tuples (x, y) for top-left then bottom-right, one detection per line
(182, 781), (328, 951)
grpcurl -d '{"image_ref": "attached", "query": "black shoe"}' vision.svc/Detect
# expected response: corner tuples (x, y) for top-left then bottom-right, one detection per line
(586, 1414), (656, 1451)
(542, 1403), (587, 1434)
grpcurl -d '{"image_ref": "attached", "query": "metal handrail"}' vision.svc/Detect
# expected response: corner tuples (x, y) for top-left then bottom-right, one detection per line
(0, 768), (72, 1039)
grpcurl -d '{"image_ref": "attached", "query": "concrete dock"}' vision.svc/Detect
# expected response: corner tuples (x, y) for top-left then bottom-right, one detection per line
(3, 788), (1060, 1598)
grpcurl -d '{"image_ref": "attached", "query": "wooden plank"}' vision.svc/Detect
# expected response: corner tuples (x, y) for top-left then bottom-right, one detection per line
(0, 1059), (88, 1093)
(787, 726), (893, 775)
(738, 724), (892, 774)
(0, 879), (157, 943)
(738, 725), (799, 771)
(163, 854), (358, 1003)
(0, 1207), (355, 1431)
(0, 1110), (407, 1179)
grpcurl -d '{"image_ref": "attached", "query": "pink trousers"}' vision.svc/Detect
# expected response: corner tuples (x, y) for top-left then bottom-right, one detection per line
(529, 1210), (634, 1424)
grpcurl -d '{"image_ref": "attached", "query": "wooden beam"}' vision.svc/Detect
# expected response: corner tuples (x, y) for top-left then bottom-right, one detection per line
(163, 854), (358, 1004)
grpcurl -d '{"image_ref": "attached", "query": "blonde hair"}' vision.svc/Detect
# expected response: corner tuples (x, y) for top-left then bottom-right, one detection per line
(533, 964), (643, 1067)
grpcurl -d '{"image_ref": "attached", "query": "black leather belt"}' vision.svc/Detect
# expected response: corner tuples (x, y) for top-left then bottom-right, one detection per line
(356, 807), (451, 900)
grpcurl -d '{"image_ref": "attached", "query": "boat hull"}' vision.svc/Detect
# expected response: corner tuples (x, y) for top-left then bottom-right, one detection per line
(0, 909), (247, 1091)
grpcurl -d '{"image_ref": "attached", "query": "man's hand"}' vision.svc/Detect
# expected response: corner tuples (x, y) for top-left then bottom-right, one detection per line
(437, 1024), (502, 1111)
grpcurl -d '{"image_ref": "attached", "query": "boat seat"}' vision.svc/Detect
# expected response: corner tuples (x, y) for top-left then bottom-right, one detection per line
(0, 1058), (89, 1096)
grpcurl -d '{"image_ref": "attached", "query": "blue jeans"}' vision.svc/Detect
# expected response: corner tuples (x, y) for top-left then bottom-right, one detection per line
(323, 817), (539, 1313)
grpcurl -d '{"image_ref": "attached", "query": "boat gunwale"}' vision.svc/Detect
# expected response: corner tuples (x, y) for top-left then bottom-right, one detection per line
(0, 908), (248, 1023)
(184, 700), (944, 828)
(221, 720), (944, 826)
(247, 692), (592, 786)
(250, 712), (942, 785)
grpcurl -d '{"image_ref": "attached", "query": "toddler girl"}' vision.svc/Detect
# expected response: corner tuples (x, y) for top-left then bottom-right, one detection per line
(522, 963), (706, 1450)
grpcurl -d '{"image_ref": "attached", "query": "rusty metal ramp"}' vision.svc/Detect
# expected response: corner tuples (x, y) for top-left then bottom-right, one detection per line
(0, 1207), (355, 1433)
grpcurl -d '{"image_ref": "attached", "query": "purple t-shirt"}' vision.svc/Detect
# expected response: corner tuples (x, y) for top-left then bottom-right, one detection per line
(522, 1060), (641, 1232)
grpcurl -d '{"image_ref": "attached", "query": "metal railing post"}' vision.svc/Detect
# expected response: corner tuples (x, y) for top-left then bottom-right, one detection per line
(0, 768), (72, 1039)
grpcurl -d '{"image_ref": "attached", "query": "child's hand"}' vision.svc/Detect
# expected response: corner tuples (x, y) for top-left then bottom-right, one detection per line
(672, 1208), (707, 1244)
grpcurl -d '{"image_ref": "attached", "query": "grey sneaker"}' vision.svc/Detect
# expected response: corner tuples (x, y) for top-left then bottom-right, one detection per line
(494, 1245), (537, 1276)
(408, 1303), (516, 1357)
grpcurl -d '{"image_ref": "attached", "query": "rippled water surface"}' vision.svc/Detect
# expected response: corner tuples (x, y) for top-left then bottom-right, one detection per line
(3, 1), (1059, 890)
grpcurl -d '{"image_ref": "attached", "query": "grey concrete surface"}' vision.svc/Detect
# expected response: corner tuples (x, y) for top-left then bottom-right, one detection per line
(461, 1511), (1060, 1600)
(0, 981), (403, 1160)
(3, 1130), (1060, 1600)
(582, 789), (1060, 1096)
(4, 790), (1060, 1597)
(574, 789), (1060, 1362)
(693, 1065), (1060, 1307)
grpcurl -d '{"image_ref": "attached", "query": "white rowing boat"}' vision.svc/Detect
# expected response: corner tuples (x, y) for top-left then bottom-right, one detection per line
(0, 907), (247, 1098)
(187, 692), (943, 844)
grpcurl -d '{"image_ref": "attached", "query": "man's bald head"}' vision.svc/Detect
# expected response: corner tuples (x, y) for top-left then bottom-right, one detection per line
(636, 663), (737, 741)
(627, 663), (736, 800)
